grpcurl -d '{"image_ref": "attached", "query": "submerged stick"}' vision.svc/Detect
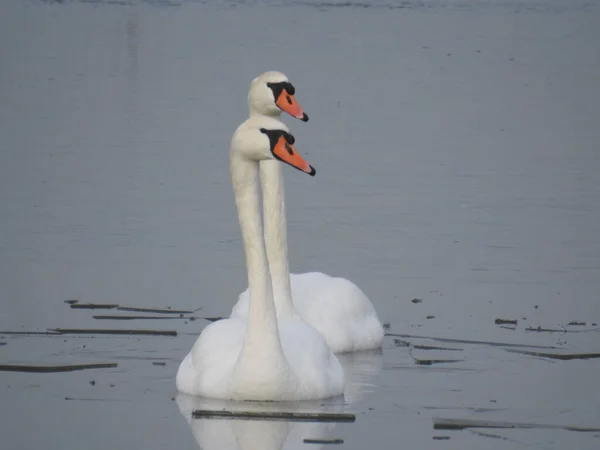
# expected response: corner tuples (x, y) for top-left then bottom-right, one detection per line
(0, 331), (62, 336)
(412, 344), (463, 351)
(303, 438), (344, 444)
(70, 304), (119, 310)
(385, 333), (559, 349)
(433, 417), (600, 432)
(413, 358), (464, 365)
(92, 315), (192, 320)
(505, 349), (600, 360)
(525, 326), (597, 333)
(0, 363), (117, 373)
(494, 318), (518, 325)
(116, 306), (198, 314)
(192, 409), (356, 423)
(50, 328), (177, 337)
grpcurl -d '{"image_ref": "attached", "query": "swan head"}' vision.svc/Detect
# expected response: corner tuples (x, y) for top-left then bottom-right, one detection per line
(231, 117), (315, 176)
(248, 71), (309, 122)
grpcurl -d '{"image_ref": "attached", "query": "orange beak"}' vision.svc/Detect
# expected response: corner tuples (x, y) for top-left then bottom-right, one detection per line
(275, 89), (309, 122)
(272, 136), (315, 176)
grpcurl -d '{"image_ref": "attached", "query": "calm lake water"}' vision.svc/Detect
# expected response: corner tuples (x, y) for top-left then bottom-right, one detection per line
(1, 0), (599, 449)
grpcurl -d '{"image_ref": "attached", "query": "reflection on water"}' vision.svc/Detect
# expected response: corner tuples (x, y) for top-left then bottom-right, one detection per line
(176, 351), (382, 450)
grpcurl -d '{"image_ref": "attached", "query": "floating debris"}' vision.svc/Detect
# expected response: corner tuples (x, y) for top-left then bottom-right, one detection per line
(0, 342), (6, 346)
(412, 345), (463, 352)
(426, 315), (435, 319)
(64, 300), (79, 305)
(203, 317), (223, 323)
(70, 304), (119, 310)
(525, 325), (597, 333)
(505, 349), (600, 361)
(413, 358), (463, 366)
(567, 321), (586, 326)
(303, 438), (344, 444)
(89, 380), (96, 386)
(152, 362), (166, 366)
(0, 331), (62, 336)
(432, 436), (451, 440)
(92, 315), (193, 321)
(49, 328), (177, 337)
(386, 332), (559, 349)
(411, 298), (422, 304)
(0, 363), (117, 373)
(433, 417), (600, 432)
(192, 409), (355, 423)
(116, 306), (198, 314)
(393, 339), (410, 347)
(494, 318), (517, 325)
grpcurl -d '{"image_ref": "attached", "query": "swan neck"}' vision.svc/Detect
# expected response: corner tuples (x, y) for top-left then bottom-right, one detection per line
(259, 161), (295, 319)
(248, 104), (280, 118)
(229, 154), (286, 359)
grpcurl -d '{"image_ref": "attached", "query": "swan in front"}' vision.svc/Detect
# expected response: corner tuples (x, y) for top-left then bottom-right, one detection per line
(176, 116), (344, 400)
(231, 71), (384, 353)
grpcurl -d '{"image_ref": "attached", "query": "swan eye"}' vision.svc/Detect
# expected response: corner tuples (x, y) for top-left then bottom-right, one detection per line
(283, 131), (295, 144)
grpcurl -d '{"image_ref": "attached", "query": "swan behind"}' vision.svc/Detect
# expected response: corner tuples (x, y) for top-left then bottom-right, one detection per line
(231, 71), (384, 353)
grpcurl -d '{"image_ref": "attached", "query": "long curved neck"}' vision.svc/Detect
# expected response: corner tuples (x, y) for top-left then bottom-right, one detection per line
(248, 107), (295, 319)
(259, 161), (295, 319)
(230, 153), (287, 363)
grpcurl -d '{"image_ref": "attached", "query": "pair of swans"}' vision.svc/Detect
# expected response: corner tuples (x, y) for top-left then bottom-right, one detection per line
(176, 72), (383, 401)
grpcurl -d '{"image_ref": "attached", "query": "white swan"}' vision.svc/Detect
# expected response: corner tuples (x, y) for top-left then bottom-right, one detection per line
(176, 116), (344, 401)
(231, 71), (384, 353)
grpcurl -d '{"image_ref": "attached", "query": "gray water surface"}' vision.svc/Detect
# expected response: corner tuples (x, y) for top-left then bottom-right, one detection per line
(1, 1), (599, 449)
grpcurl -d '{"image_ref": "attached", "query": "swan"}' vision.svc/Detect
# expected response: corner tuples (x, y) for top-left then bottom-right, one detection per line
(231, 71), (384, 353)
(176, 116), (344, 401)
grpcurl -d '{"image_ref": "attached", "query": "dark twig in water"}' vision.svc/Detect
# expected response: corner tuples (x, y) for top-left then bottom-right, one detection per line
(408, 348), (464, 365)
(0, 331), (62, 336)
(505, 349), (600, 360)
(203, 317), (223, 322)
(64, 396), (128, 401)
(567, 321), (586, 326)
(116, 306), (199, 314)
(49, 328), (177, 336)
(385, 333), (560, 349)
(0, 342), (6, 346)
(192, 409), (355, 423)
(303, 438), (344, 444)
(412, 344), (463, 351)
(70, 304), (119, 310)
(525, 326), (598, 333)
(92, 315), (193, 320)
(0, 363), (117, 373)
(433, 417), (600, 432)
(494, 318), (517, 325)
(393, 339), (410, 347)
